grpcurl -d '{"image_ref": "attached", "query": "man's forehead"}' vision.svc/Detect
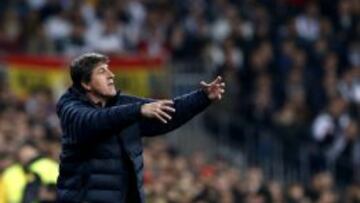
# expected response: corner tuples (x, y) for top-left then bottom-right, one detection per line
(95, 63), (109, 69)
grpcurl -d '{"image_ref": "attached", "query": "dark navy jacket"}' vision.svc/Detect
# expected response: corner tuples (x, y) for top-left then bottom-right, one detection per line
(56, 87), (211, 203)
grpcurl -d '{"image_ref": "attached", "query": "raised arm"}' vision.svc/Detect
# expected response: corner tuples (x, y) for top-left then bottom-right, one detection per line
(58, 101), (143, 144)
(140, 89), (211, 136)
(140, 76), (225, 137)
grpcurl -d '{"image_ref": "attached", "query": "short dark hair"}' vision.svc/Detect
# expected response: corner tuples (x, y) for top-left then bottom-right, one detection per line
(70, 53), (109, 90)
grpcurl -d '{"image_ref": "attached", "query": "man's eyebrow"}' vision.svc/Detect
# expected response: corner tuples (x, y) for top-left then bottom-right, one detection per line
(96, 65), (108, 71)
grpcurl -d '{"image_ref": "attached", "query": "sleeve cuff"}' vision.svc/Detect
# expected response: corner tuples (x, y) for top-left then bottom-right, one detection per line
(198, 89), (212, 106)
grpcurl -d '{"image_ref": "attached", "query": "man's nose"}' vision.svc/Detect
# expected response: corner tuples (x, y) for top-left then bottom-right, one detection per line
(107, 69), (115, 78)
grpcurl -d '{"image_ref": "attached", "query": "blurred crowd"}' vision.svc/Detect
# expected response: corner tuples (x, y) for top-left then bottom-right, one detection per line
(143, 138), (360, 203)
(0, 81), (359, 202)
(0, 82), (359, 203)
(0, 0), (360, 202)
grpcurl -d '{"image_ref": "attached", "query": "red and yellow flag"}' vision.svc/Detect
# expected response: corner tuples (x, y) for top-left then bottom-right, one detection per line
(2, 54), (169, 99)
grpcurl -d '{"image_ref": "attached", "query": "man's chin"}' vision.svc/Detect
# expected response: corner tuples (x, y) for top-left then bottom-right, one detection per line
(105, 91), (117, 97)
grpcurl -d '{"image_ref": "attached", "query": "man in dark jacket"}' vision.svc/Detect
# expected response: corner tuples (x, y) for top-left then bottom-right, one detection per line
(56, 53), (225, 203)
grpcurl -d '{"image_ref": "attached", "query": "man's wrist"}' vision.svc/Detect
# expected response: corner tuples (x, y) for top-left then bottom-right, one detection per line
(199, 89), (212, 104)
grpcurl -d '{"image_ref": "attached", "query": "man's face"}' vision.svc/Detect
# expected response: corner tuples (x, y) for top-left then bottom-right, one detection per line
(83, 62), (117, 98)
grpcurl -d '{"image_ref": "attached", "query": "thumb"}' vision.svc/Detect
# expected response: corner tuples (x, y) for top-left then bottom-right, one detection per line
(200, 81), (210, 87)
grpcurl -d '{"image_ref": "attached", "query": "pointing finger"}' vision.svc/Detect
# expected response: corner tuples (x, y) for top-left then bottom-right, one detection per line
(160, 100), (174, 106)
(158, 110), (172, 121)
(154, 113), (167, 124)
(161, 105), (176, 113)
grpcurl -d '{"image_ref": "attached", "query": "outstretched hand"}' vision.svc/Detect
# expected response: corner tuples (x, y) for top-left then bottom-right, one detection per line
(141, 76), (225, 123)
(141, 100), (175, 124)
(200, 76), (226, 101)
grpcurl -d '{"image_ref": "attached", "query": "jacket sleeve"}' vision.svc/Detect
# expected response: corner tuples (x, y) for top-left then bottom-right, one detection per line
(58, 101), (143, 144)
(140, 89), (211, 137)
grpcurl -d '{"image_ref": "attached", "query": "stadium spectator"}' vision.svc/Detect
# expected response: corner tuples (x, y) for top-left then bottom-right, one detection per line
(2, 142), (58, 203)
(0, 0), (359, 202)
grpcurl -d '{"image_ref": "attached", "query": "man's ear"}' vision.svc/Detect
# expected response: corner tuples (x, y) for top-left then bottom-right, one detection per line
(81, 82), (91, 91)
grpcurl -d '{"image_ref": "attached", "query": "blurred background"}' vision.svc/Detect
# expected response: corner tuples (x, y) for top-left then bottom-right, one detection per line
(0, 0), (359, 202)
